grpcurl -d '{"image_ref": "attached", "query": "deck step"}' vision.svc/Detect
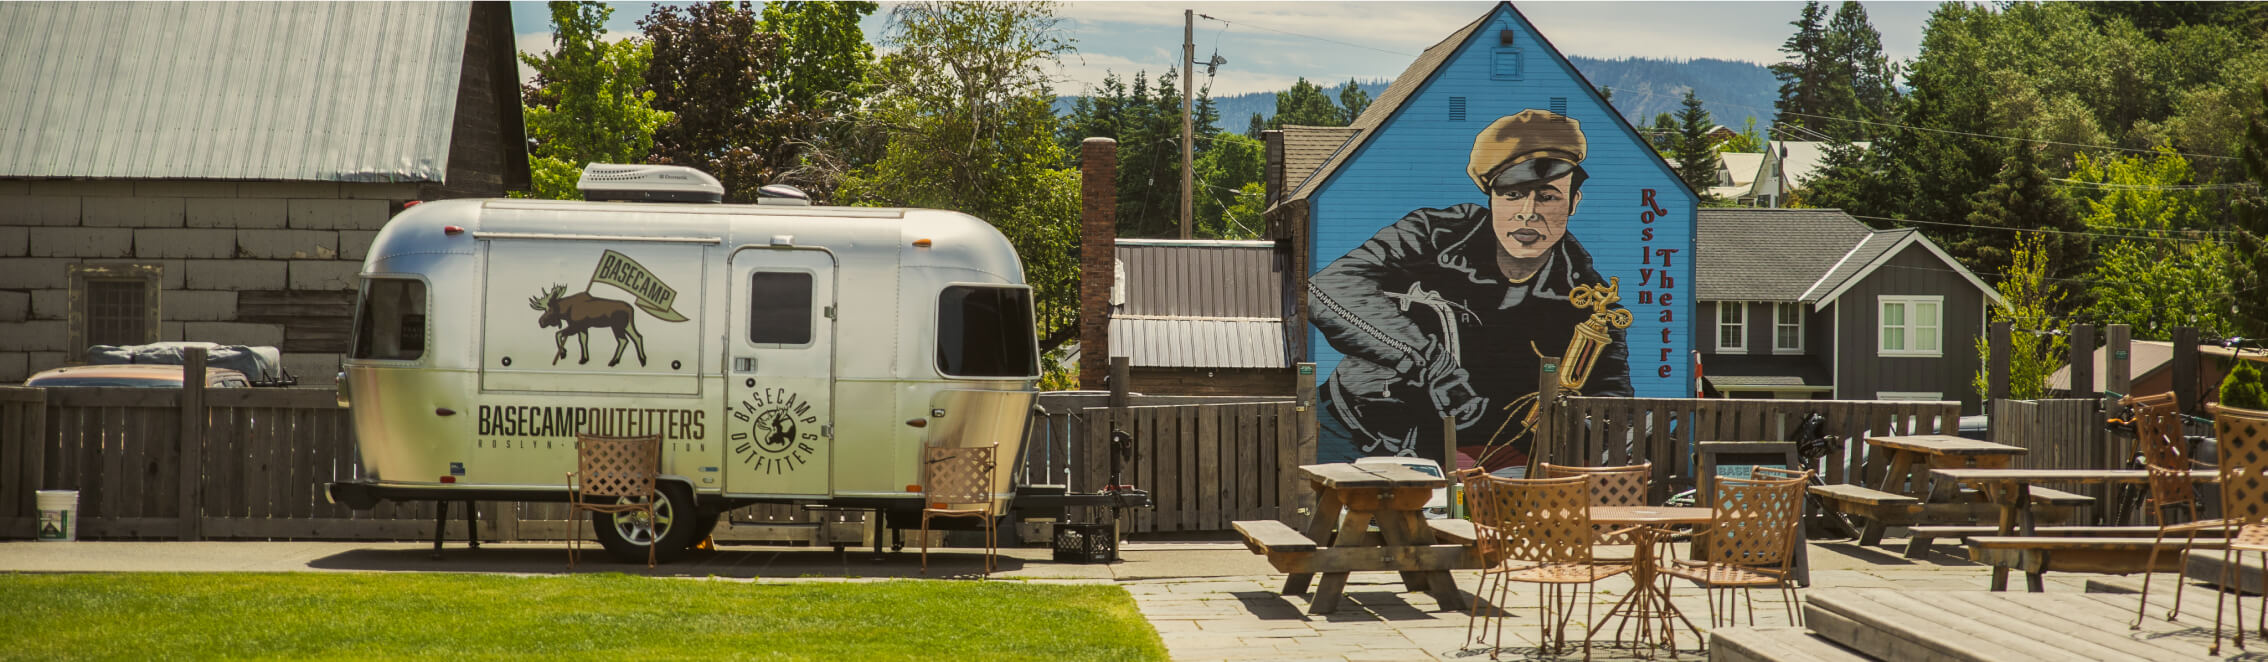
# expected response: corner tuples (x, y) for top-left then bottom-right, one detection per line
(1708, 627), (1872, 662)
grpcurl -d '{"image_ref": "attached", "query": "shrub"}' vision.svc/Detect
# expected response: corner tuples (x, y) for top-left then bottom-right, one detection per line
(2221, 359), (2268, 411)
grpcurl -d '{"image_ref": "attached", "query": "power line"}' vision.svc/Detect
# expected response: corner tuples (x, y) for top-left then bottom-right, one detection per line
(1606, 86), (2241, 162)
(1846, 213), (2237, 243)
(2049, 178), (2259, 191)
(1195, 13), (1417, 59)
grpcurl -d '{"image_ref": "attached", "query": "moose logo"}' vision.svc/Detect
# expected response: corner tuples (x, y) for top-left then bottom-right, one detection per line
(527, 250), (690, 367)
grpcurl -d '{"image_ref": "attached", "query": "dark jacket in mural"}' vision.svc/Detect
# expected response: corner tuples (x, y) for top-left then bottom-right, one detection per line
(1312, 202), (1631, 469)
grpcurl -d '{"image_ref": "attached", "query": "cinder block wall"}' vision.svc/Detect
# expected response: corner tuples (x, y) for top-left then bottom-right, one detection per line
(0, 179), (415, 384)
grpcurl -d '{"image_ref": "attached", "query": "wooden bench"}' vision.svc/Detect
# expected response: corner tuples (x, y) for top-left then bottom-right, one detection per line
(1808, 484), (1920, 545)
(1707, 626), (1871, 662)
(1233, 519), (1316, 554)
(1425, 518), (1478, 546)
(1904, 522), (2158, 558)
(1966, 535), (2232, 592)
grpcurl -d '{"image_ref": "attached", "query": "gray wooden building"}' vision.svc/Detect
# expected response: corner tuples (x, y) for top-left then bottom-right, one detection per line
(1695, 209), (2005, 412)
(0, 1), (527, 383)
(1106, 239), (1295, 396)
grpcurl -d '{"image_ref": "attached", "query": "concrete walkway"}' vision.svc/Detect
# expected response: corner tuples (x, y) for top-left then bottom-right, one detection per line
(0, 536), (2090, 661)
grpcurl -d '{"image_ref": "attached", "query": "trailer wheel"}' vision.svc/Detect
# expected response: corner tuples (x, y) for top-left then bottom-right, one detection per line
(593, 482), (699, 564)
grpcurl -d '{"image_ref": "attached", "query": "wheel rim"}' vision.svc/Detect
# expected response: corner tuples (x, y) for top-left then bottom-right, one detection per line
(612, 493), (676, 546)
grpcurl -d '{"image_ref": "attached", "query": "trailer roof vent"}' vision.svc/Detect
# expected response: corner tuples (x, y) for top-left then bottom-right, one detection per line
(577, 164), (724, 203)
(756, 184), (812, 206)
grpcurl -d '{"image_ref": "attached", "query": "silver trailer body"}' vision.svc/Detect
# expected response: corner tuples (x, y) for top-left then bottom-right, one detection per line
(337, 197), (1038, 523)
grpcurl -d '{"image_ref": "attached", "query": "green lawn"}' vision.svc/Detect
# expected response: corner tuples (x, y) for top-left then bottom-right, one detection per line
(0, 573), (1168, 661)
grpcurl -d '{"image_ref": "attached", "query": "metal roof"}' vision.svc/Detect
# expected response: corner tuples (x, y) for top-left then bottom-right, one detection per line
(1108, 239), (1289, 369)
(1115, 239), (1283, 319)
(1109, 317), (1288, 369)
(0, 1), (473, 181)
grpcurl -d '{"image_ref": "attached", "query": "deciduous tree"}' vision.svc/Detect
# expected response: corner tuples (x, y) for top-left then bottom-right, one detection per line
(519, 1), (671, 200)
(1972, 234), (2067, 400)
(830, 1), (1083, 378)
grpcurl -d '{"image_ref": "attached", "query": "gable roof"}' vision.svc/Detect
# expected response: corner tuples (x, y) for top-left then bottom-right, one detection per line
(1697, 209), (1877, 302)
(1279, 125), (1360, 196)
(1697, 208), (2007, 310)
(0, 1), (496, 183)
(1271, 2), (1692, 209)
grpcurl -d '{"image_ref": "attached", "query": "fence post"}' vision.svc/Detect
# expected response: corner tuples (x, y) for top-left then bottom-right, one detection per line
(2104, 324), (2122, 525)
(1989, 322), (2011, 441)
(2067, 323), (2098, 523)
(1294, 362), (1317, 529)
(2172, 326), (2200, 416)
(178, 347), (206, 541)
(1531, 356), (1561, 474)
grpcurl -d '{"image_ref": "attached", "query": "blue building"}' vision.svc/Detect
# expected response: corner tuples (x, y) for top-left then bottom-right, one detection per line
(1266, 2), (1699, 471)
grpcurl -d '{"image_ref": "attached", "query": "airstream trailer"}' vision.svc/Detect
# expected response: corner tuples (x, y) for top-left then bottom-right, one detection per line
(326, 165), (1053, 563)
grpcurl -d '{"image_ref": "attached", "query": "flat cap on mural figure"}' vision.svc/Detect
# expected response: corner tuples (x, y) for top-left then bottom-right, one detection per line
(1310, 108), (1633, 473)
(1467, 109), (1587, 191)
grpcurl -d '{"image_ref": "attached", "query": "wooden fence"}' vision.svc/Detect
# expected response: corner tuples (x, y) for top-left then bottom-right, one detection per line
(1540, 397), (1964, 503)
(0, 385), (467, 540)
(1024, 394), (1303, 534)
(1992, 398), (2128, 523)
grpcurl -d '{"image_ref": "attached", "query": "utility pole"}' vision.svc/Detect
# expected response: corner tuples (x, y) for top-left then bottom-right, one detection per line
(1181, 9), (1195, 240)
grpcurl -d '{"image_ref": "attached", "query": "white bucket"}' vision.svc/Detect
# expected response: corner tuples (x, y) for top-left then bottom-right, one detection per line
(35, 490), (78, 542)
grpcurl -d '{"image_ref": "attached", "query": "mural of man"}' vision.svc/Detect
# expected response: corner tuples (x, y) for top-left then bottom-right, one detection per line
(1311, 109), (1633, 471)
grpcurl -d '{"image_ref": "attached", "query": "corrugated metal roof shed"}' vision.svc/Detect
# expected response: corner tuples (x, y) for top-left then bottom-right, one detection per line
(1115, 239), (1282, 318)
(0, 1), (472, 182)
(1109, 239), (1289, 369)
(1109, 318), (1288, 369)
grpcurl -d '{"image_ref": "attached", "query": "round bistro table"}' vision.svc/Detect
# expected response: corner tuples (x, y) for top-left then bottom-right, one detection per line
(1587, 505), (1713, 657)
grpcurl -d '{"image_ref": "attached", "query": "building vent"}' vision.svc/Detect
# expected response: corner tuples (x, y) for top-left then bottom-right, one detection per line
(577, 164), (725, 203)
(1550, 97), (1567, 119)
(1449, 97), (1467, 121)
(1491, 48), (1523, 81)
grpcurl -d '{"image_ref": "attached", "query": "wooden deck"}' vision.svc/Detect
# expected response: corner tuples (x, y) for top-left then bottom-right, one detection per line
(1796, 588), (2234, 661)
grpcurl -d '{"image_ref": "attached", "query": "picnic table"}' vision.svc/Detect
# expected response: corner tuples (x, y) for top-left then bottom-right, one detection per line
(1932, 467), (2218, 591)
(1810, 435), (2039, 545)
(1232, 463), (1482, 614)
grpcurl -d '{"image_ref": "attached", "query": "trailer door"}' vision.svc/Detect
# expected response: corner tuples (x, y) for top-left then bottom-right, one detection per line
(724, 248), (836, 497)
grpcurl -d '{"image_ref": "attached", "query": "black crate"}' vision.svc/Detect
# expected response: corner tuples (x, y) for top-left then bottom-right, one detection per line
(1051, 523), (1116, 563)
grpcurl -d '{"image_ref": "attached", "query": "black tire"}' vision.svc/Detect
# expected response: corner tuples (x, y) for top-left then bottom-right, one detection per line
(592, 481), (699, 564)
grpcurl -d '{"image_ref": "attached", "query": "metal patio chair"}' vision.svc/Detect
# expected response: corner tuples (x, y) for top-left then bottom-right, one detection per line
(566, 433), (664, 569)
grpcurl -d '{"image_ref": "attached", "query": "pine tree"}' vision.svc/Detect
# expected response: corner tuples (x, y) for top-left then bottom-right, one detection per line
(1338, 78), (1372, 122)
(1820, 1), (1899, 140)
(1770, 2), (1831, 138)
(1672, 90), (1720, 196)
(1958, 140), (2090, 303)
(2232, 80), (2268, 338)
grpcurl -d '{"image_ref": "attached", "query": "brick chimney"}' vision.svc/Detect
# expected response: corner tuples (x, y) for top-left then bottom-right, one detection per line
(1079, 137), (1118, 390)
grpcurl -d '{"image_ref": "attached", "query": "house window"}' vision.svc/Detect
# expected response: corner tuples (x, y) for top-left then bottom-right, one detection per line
(1879, 295), (1942, 357)
(1716, 302), (1746, 353)
(67, 263), (162, 361)
(1774, 303), (1804, 354)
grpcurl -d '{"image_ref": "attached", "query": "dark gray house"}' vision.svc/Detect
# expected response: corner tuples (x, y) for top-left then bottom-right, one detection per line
(1695, 209), (2005, 412)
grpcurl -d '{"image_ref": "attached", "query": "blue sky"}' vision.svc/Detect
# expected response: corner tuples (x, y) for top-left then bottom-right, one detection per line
(509, 2), (1939, 97)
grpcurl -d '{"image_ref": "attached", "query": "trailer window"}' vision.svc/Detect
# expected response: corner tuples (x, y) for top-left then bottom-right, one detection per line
(747, 271), (813, 345)
(351, 278), (426, 360)
(937, 286), (1037, 378)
